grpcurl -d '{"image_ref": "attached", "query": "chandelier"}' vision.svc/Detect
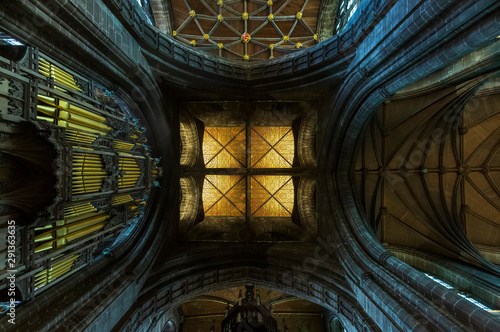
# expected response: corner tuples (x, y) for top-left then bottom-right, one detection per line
(221, 284), (278, 332)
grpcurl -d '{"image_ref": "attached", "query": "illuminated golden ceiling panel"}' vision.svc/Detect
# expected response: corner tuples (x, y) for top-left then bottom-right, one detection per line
(203, 175), (246, 216)
(203, 127), (246, 168)
(251, 175), (294, 217)
(251, 127), (294, 168)
(201, 127), (295, 217)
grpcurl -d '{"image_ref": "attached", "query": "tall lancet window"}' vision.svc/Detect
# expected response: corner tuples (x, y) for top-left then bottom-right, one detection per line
(335, 0), (362, 32)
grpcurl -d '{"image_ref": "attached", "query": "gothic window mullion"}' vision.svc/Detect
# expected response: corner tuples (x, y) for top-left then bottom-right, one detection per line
(246, 118), (251, 223)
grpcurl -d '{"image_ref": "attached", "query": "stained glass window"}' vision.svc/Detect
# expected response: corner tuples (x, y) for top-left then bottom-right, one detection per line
(203, 175), (246, 216)
(251, 176), (294, 217)
(136, 0), (155, 25)
(201, 126), (295, 218)
(424, 273), (453, 289)
(251, 127), (294, 168)
(0, 32), (24, 46)
(203, 127), (246, 168)
(457, 293), (493, 311)
(336, 0), (361, 32)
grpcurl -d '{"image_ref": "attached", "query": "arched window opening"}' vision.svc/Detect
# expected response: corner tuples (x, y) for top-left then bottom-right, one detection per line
(329, 316), (345, 332)
(137, 0), (156, 26)
(0, 31), (27, 62)
(0, 32), (24, 46)
(163, 320), (177, 332)
(335, 0), (362, 32)
(0, 286), (23, 316)
(424, 273), (494, 312)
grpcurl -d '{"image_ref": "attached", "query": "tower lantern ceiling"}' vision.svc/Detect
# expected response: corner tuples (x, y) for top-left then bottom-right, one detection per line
(169, 0), (325, 60)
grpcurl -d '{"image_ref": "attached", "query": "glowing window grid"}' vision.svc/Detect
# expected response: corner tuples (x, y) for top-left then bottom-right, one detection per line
(202, 127), (294, 217)
(424, 273), (493, 311)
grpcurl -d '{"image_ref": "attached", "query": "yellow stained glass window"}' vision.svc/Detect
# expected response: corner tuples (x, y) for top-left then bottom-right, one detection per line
(203, 175), (245, 216)
(251, 175), (294, 217)
(203, 127), (246, 168)
(200, 126), (296, 218)
(251, 127), (294, 168)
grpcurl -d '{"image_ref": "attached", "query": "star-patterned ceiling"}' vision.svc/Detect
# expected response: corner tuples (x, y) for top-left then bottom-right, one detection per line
(170, 0), (321, 60)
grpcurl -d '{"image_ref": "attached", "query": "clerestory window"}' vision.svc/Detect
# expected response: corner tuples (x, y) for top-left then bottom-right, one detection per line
(336, 0), (361, 32)
(424, 273), (494, 311)
(136, 0), (155, 25)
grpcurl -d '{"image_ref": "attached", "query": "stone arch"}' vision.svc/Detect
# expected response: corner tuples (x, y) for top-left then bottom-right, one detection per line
(179, 175), (202, 234)
(144, 278), (349, 330)
(352, 74), (500, 270)
(117, 258), (365, 331)
(179, 112), (203, 168)
(318, 2), (500, 330)
(328, 315), (345, 332)
(296, 109), (318, 168)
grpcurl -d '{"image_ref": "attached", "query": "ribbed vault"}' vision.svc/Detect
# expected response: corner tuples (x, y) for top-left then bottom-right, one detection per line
(354, 74), (500, 268)
(169, 0), (321, 60)
(179, 102), (318, 241)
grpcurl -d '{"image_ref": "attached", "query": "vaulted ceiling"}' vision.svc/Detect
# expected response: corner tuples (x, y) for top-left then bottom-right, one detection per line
(148, 0), (346, 60)
(354, 75), (500, 267)
(170, 0), (321, 60)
